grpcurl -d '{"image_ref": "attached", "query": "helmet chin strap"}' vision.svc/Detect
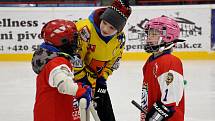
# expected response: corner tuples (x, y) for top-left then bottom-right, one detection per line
(158, 37), (163, 45)
(158, 37), (166, 52)
(158, 38), (186, 52)
(144, 37), (186, 53)
(158, 43), (174, 52)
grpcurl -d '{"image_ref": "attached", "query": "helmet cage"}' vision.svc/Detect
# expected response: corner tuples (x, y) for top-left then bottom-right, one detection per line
(142, 27), (167, 53)
(58, 32), (79, 56)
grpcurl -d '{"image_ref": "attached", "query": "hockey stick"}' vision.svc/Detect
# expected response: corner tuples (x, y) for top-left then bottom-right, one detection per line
(131, 100), (147, 119)
(79, 98), (101, 121)
(79, 98), (90, 121)
(131, 100), (147, 114)
(88, 101), (100, 121)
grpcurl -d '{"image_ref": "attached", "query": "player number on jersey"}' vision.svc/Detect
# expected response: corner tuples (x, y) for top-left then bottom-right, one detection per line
(163, 89), (168, 102)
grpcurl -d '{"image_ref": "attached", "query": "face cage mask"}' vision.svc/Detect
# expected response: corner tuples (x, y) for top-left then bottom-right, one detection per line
(143, 39), (178, 53)
(58, 32), (79, 56)
(141, 26), (186, 53)
(144, 43), (161, 53)
(142, 27), (171, 53)
(140, 31), (162, 53)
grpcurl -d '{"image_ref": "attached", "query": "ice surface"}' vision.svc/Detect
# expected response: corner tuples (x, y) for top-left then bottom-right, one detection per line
(0, 60), (214, 121)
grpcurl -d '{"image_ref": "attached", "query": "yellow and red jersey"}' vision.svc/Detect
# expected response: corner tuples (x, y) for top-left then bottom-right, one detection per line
(74, 8), (126, 88)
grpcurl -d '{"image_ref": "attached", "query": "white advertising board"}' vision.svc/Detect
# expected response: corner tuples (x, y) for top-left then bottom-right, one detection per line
(0, 7), (95, 54)
(0, 5), (212, 54)
(124, 6), (211, 52)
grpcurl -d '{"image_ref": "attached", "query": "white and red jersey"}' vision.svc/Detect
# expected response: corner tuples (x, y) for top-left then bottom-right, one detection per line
(34, 57), (80, 121)
(141, 53), (185, 121)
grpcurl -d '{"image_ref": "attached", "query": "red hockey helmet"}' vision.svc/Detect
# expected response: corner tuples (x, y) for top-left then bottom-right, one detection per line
(41, 19), (78, 47)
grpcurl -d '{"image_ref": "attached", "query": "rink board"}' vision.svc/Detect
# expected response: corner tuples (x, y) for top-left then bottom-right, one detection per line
(1, 5), (215, 61)
(0, 52), (215, 61)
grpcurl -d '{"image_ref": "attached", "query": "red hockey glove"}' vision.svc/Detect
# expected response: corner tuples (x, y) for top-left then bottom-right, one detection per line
(76, 83), (92, 109)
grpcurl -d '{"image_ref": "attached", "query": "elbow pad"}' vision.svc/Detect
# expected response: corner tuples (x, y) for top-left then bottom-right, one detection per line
(49, 64), (78, 96)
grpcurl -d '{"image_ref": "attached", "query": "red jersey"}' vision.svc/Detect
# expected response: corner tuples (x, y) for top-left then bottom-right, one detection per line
(141, 53), (185, 121)
(34, 57), (80, 121)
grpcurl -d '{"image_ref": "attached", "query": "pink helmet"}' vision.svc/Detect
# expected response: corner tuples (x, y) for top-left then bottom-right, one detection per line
(144, 16), (180, 43)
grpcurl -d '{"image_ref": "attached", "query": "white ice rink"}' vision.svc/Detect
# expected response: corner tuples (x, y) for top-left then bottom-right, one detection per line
(0, 60), (214, 121)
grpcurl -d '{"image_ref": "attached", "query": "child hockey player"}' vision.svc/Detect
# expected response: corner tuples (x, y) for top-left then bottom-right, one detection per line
(74, 0), (132, 121)
(140, 16), (185, 121)
(31, 19), (92, 121)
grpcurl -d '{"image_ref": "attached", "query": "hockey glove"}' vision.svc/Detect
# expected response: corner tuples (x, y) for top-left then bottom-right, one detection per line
(76, 83), (92, 109)
(146, 101), (175, 121)
(94, 77), (107, 98)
